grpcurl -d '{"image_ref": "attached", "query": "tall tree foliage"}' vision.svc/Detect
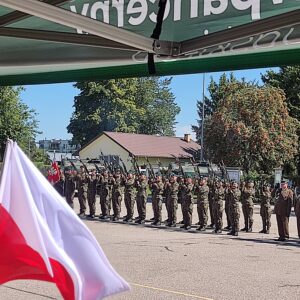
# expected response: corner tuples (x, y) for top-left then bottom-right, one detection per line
(192, 73), (255, 142)
(68, 77), (180, 145)
(205, 83), (299, 174)
(0, 86), (39, 160)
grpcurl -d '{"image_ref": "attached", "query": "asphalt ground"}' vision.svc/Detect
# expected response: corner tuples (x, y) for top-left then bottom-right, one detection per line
(1, 198), (300, 300)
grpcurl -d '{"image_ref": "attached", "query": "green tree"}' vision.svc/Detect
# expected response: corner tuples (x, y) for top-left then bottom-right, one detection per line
(0, 86), (40, 160)
(262, 66), (300, 120)
(205, 84), (299, 174)
(68, 77), (180, 145)
(192, 73), (256, 142)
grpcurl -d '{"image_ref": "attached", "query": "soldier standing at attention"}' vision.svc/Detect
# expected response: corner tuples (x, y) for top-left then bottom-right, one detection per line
(76, 166), (89, 218)
(65, 169), (77, 209)
(135, 174), (148, 224)
(259, 183), (272, 234)
(99, 171), (110, 220)
(241, 180), (255, 232)
(180, 177), (194, 230)
(111, 170), (124, 221)
(167, 174), (179, 227)
(151, 175), (164, 225)
(163, 177), (171, 224)
(87, 169), (98, 219)
(213, 180), (225, 234)
(177, 176), (184, 224)
(195, 177), (209, 231)
(274, 180), (293, 241)
(223, 181), (231, 230)
(227, 181), (241, 236)
(208, 178), (215, 228)
(123, 173), (136, 222)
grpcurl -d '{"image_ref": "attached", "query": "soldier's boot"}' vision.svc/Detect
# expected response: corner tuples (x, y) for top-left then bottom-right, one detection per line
(259, 227), (266, 233)
(233, 231), (238, 236)
(214, 229), (222, 234)
(227, 231), (234, 235)
(240, 228), (247, 232)
(248, 221), (253, 232)
(265, 229), (270, 234)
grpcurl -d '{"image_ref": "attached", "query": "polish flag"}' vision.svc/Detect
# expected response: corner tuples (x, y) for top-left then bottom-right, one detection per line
(48, 160), (60, 184)
(0, 141), (129, 299)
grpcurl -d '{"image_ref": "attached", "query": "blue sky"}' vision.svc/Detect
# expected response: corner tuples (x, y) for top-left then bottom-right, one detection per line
(20, 68), (271, 142)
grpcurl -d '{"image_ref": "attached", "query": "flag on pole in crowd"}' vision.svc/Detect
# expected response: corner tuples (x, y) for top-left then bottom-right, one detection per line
(47, 160), (60, 184)
(0, 140), (129, 300)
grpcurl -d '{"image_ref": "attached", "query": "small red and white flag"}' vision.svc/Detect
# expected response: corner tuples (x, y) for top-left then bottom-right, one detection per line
(0, 141), (129, 299)
(47, 160), (61, 184)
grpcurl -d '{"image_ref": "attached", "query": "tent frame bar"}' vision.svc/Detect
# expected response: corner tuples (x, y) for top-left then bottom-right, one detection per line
(0, 0), (163, 54)
(180, 9), (300, 55)
(0, 27), (140, 51)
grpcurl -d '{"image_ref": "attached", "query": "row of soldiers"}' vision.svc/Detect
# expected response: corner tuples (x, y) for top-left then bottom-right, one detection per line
(53, 166), (295, 239)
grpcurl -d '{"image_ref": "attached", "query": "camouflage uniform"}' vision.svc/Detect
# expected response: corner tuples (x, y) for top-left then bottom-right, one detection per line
(124, 177), (136, 221)
(100, 174), (111, 218)
(163, 179), (171, 223)
(196, 184), (209, 230)
(241, 185), (255, 232)
(151, 179), (164, 224)
(64, 173), (76, 209)
(224, 183), (232, 229)
(77, 172), (89, 216)
(213, 185), (225, 232)
(228, 187), (241, 235)
(87, 174), (98, 217)
(177, 178), (184, 223)
(208, 179), (215, 227)
(274, 187), (293, 241)
(111, 175), (124, 221)
(181, 182), (194, 228)
(136, 177), (148, 222)
(260, 188), (272, 233)
(166, 180), (179, 226)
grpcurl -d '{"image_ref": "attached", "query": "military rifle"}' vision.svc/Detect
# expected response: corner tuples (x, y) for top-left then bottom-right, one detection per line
(79, 158), (89, 174)
(145, 156), (155, 179)
(130, 154), (141, 176)
(190, 157), (200, 178)
(220, 160), (230, 182)
(66, 158), (78, 172)
(173, 155), (187, 179)
(120, 157), (128, 175)
(99, 149), (113, 173)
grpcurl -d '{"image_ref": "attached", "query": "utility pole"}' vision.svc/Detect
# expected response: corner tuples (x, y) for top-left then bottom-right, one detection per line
(200, 73), (205, 162)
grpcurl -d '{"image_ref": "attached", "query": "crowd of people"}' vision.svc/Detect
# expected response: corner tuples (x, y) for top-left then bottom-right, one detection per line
(52, 166), (300, 242)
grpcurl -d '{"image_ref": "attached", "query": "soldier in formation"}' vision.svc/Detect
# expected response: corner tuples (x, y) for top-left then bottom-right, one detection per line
(61, 161), (300, 242)
(241, 180), (255, 232)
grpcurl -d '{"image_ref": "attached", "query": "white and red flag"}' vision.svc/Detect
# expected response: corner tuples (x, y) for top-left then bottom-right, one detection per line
(47, 160), (60, 184)
(0, 141), (129, 299)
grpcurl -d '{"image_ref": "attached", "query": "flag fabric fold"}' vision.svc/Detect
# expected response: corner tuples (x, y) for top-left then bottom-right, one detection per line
(0, 141), (129, 300)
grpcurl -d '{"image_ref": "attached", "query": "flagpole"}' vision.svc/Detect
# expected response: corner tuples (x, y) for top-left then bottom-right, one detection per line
(200, 73), (205, 162)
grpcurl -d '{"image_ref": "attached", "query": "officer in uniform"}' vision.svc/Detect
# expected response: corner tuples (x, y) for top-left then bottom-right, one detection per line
(180, 176), (194, 230)
(151, 175), (164, 225)
(259, 183), (272, 234)
(135, 173), (148, 224)
(241, 180), (255, 232)
(274, 180), (293, 241)
(87, 169), (98, 218)
(123, 173), (136, 222)
(227, 181), (241, 236)
(213, 179), (225, 234)
(195, 177), (209, 231)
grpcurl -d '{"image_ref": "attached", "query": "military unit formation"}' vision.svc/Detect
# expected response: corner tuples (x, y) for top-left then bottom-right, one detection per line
(52, 156), (299, 243)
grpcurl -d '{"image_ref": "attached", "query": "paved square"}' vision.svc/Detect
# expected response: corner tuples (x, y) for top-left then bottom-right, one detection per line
(1, 200), (300, 300)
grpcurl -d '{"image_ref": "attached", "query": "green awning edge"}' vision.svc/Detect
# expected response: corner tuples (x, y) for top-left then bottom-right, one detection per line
(1, 47), (300, 86)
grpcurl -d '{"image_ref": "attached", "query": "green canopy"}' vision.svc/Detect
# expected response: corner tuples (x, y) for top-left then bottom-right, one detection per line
(0, 0), (299, 85)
